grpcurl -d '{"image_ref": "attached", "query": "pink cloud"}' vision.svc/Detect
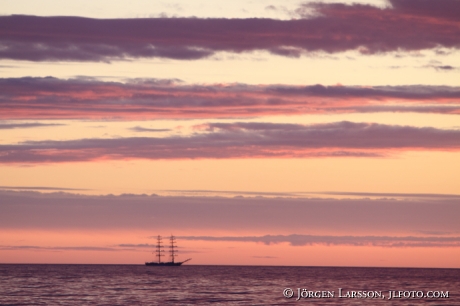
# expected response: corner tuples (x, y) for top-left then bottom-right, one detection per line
(1, 78), (460, 120)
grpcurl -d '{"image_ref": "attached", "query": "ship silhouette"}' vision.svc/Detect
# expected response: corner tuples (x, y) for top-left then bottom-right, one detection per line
(145, 235), (191, 266)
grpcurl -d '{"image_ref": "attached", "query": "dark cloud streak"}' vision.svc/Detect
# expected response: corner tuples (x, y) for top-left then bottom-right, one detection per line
(0, 122), (64, 129)
(1, 121), (460, 163)
(179, 234), (460, 247)
(1, 0), (460, 61)
(0, 186), (88, 191)
(0, 245), (121, 251)
(315, 191), (460, 199)
(1, 77), (460, 119)
(129, 126), (171, 132)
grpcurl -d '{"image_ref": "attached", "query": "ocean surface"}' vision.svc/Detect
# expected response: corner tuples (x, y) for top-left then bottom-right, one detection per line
(0, 265), (459, 305)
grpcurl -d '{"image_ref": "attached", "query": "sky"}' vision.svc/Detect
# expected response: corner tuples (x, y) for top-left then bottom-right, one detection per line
(1, 0), (460, 267)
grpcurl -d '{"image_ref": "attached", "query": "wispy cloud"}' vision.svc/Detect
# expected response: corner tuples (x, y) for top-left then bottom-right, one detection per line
(314, 191), (460, 200)
(160, 189), (460, 200)
(117, 244), (201, 253)
(0, 245), (120, 251)
(179, 234), (460, 248)
(129, 126), (171, 132)
(117, 243), (156, 248)
(1, 0), (459, 61)
(0, 186), (88, 191)
(1, 121), (459, 163)
(0, 122), (64, 129)
(423, 64), (459, 71)
(0, 243), (203, 253)
(2, 77), (460, 119)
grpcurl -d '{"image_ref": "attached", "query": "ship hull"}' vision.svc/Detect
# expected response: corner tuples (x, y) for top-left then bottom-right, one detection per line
(145, 261), (183, 266)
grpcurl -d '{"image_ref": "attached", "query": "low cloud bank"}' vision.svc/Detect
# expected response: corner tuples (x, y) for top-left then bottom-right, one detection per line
(1, 190), (459, 236)
(178, 234), (460, 248)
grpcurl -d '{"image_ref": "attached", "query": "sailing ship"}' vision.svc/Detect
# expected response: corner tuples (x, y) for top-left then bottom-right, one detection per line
(145, 235), (191, 266)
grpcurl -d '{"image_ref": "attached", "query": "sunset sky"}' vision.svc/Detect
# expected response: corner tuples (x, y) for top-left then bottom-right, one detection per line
(1, 0), (460, 267)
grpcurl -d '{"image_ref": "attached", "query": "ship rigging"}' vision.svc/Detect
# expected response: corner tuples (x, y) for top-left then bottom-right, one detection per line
(145, 235), (191, 266)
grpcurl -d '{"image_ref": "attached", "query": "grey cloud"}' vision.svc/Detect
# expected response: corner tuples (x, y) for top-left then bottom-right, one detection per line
(436, 65), (456, 70)
(117, 244), (201, 253)
(1, 121), (460, 163)
(1, 78), (460, 120)
(178, 234), (460, 247)
(0, 190), (459, 236)
(0, 186), (88, 191)
(0, 245), (120, 251)
(117, 244), (156, 248)
(162, 189), (302, 197)
(1, 0), (460, 62)
(129, 126), (171, 132)
(423, 64), (458, 71)
(315, 191), (460, 200)
(0, 122), (64, 129)
(417, 230), (459, 236)
(161, 190), (460, 200)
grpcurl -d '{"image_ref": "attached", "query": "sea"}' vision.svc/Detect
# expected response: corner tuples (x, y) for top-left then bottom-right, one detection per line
(0, 265), (459, 305)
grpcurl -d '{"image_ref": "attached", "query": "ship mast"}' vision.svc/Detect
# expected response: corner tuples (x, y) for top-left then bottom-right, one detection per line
(170, 235), (177, 263)
(155, 235), (164, 264)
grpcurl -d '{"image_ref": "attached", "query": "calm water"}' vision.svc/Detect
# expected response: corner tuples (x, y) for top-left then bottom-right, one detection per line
(0, 265), (459, 305)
